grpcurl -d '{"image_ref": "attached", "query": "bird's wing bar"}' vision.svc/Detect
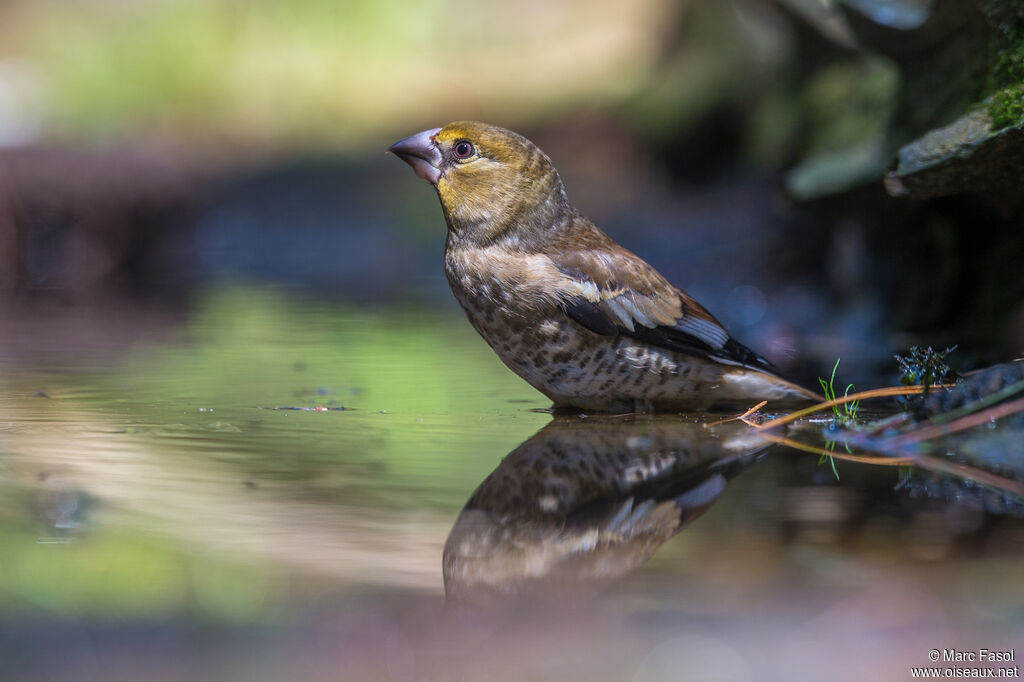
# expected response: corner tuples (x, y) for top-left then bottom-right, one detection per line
(562, 295), (715, 353)
(562, 294), (781, 374)
(554, 250), (730, 349)
(553, 247), (781, 375)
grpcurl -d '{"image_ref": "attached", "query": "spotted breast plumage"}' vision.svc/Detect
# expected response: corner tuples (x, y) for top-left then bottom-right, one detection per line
(388, 121), (819, 412)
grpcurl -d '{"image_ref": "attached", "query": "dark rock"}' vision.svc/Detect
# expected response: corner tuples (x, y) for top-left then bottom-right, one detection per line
(885, 110), (1024, 200)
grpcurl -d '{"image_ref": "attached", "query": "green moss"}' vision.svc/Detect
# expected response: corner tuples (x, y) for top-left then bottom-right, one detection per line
(988, 23), (1024, 89)
(983, 8), (1024, 131)
(992, 41), (1024, 86)
(987, 84), (1024, 129)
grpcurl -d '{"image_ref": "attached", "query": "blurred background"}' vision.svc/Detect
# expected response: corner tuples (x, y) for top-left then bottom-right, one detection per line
(1, 0), (1021, 381)
(2, 1), (1024, 680)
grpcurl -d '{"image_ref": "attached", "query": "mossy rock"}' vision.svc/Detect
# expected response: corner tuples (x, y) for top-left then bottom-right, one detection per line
(885, 107), (1024, 198)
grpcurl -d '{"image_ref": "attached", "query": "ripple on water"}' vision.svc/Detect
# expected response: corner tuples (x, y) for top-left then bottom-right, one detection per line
(0, 290), (1022, 682)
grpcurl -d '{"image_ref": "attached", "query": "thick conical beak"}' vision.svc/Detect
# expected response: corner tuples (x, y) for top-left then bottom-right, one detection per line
(388, 127), (443, 185)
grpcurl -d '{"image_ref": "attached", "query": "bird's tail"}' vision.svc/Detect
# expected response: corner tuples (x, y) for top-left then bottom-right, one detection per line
(719, 368), (822, 407)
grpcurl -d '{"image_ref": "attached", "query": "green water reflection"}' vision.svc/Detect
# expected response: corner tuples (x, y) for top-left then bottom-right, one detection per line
(0, 286), (552, 617)
(1, 286), (1022, 682)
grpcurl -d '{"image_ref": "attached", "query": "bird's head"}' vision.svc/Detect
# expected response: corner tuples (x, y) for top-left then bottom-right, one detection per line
(388, 121), (569, 246)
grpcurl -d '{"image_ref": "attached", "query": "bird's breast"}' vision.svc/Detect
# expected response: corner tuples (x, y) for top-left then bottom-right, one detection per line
(444, 243), (582, 373)
(444, 244), (569, 321)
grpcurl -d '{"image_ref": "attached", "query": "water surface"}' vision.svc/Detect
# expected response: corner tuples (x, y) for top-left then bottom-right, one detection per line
(1, 287), (1021, 681)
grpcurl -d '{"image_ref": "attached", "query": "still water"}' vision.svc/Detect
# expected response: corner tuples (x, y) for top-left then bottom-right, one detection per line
(1, 287), (1022, 681)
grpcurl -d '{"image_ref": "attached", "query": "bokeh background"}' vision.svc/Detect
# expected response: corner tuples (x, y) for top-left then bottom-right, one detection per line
(2, 2), (1024, 681)
(2, 0), (1021, 380)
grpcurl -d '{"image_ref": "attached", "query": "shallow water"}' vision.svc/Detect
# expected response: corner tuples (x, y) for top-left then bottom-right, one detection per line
(1, 287), (1022, 682)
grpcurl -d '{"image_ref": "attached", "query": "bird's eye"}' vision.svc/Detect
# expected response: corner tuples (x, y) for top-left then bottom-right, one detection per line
(453, 140), (475, 159)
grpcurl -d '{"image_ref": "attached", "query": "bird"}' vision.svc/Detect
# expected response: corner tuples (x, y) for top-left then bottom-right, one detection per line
(388, 121), (819, 412)
(443, 416), (768, 605)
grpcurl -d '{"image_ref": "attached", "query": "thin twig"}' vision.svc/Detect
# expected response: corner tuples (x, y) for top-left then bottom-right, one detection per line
(926, 378), (1024, 426)
(738, 378), (1024, 499)
(756, 428), (1024, 496)
(745, 428), (914, 465)
(913, 453), (1024, 498)
(859, 411), (914, 436)
(704, 401), (768, 427)
(752, 385), (954, 430)
(887, 396), (1024, 448)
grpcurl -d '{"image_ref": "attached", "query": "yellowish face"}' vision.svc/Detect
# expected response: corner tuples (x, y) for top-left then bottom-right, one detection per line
(390, 120), (567, 244)
(431, 122), (562, 241)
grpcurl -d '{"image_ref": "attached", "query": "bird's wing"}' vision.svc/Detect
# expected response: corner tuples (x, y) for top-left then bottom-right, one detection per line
(551, 248), (780, 375)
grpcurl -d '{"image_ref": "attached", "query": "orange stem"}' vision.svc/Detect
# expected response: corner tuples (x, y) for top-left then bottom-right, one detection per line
(887, 396), (1024, 447)
(752, 385), (954, 430)
(913, 453), (1024, 498)
(745, 428), (915, 465)
(704, 401), (768, 427)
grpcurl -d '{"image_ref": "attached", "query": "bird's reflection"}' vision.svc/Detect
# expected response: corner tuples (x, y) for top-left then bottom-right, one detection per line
(444, 416), (771, 606)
